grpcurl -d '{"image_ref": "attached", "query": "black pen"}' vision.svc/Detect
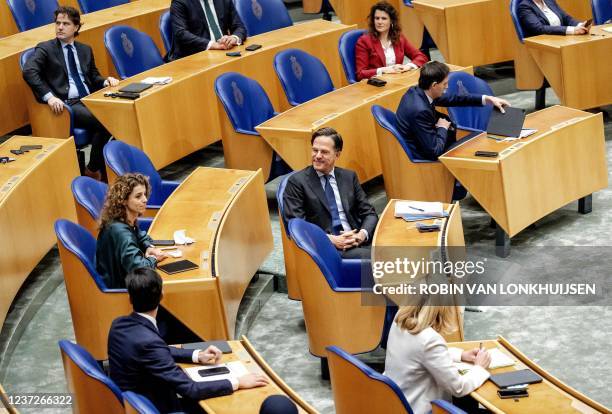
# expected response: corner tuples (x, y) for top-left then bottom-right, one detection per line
(409, 206), (425, 212)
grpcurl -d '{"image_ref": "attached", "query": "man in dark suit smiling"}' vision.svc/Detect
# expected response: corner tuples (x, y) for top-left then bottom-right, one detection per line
(22, 6), (119, 181)
(168, 0), (247, 60)
(283, 127), (379, 259)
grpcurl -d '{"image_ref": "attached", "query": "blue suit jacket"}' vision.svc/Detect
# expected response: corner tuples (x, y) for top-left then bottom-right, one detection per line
(517, 0), (579, 37)
(108, 313), (233, 413)
(395, 86), (483, 161)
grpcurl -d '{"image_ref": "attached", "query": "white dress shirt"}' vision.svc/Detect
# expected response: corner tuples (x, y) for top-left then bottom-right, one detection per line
(384, 326), (489, 414)
(199, 0), (242, 49)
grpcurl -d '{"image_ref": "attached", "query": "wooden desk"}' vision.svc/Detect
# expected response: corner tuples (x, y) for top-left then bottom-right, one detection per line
(0, 137), (79, 331)
(412, 0), (515, 67)
(372, 200), (466, 342)
(148, 167), (273, 340)
(399, 2), (427, 47)
(302, 0), (399, 28)
(0, 0), (169, 136)
(450, 337), (611, 414)
(0, 0), (81, 38)
(256, 64), (468, 183)
(524, 25), (612, 110)
(83, 20), (351, 169)
(180, 337), (317, 413)
(439, 106), (607, 249)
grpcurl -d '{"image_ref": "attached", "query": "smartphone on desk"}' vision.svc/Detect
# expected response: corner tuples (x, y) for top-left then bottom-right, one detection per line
(497, 388), (528, 399)
(198, 366), (230, 377)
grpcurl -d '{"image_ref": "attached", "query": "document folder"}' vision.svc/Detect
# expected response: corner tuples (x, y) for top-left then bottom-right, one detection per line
(486, 107), (526, 137)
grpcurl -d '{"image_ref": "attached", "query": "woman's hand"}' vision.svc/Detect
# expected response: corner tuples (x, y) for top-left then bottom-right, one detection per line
(145, 247), (169, 262)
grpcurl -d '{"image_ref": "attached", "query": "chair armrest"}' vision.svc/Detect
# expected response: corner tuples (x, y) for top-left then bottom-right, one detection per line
(160, 180), (180, 200)
(457, 126), (483, 134)
(340, 258), (372, 288)
(146, 204), (162, 210)
(100, 288), (129, 294)
(236, 128), (260, 136)
(29, 101), (71, 137)
(431, 400), (468, 414)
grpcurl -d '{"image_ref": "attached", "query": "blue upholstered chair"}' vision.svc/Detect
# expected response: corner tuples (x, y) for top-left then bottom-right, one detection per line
(7, 0), (58, 31)
(276, 172), (301, 300)
(123, 392), (160, 414)
(77, 0), (128, 13)
(327, 346), (467, 414)
(287, 218), (387, 378)
(20, 48), (91, 170)
(509, 0), (526, 43)
(234, 0), (292, 36)
(370, 105), (456, 202)
(338, 29), (366, 84)
(58, 340), (124, 414)
(215, 72), (291, 182)
(273, 49), (334, 106)
(103, 140), (179, 210)
(446, 72), (492, 132)
(104, 26), (164, 79)
(159, 11), (172, 54)
(55, 220), (131, 361)
(71, 176), (152, 237)
(592, 0), (612, 24)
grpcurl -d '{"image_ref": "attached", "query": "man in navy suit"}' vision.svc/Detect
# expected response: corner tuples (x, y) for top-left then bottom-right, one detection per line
(168, 0), (247, 60)
(108, 268), (268, 413)
(517, 0), (587, 37)
(395, 61), (510, 161)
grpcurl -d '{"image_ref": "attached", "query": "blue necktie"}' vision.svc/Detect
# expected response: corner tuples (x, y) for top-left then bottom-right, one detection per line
(323, 175), (344, 235)
(65, 45), (89, 99)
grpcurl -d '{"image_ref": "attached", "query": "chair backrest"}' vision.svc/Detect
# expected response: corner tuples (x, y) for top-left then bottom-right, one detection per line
(276, 172), (296, 237)
(371, 105), (418, 162)
(19, 48), (34, 70)
(103, 140), (165, 206)
(159, 11), (172, 53)
(104, 25), (164, 79)
(123, 392), (160, 414)
(77, 0), (128, 13)
(7, 0), (58, 31)
(59, 340), (124, 414)
(591, 0), (612, 24)
(214, 72), (276, 133)
(446, 72), (493, 131)
(234, 0), (292, 36)
(327, 345), (414, 414)
(338, 29), (366, 84)
(287, 218), (343, 289)
(55, 220), (131, 360)
(274, 48), (334, 106)
(509, 0), (526, 42)
(71, 176), (107, 238)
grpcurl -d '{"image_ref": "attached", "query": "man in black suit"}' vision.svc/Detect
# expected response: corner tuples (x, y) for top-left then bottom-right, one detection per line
(108, 268), (268, 413)
(168, 0), (247, 60)
(283, 127), (378, 259)
(396, 61), (510, 161)
(22, 6), (119, 180)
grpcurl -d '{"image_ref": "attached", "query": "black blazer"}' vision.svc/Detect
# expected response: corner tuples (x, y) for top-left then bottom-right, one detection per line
(283, 166), (378, 239)
(108, 313), (233, 413)
(168, 0), (247, 60)
(395, 86), (483, 161)
(517, 0), (579, 37)
(22, 38), (106, 103)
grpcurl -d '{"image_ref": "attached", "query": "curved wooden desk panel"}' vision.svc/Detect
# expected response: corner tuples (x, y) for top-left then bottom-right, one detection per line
(148, 168), (273, 340)
(449, 337), (611, 413)
(279, 218), (302, 300)
(330, 0), (399, 28)
(399, 2), (427, 47)
(256, 65), (469, 183)
(0, 137), (78, 331)
(189, 337), (318, 413)
(0, 382), (17, 414)
(0, 0), (168, 136)
(83, 20), (351, 169)
(556, 0), (593, 21)
(524, 25), (612, 110)
(372, 200), (465, 342)
(440, 106), (608, 238)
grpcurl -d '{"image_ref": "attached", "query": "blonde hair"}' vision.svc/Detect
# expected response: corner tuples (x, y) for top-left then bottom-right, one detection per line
(99, 173), (150, 229)
(394, 304), (456, 335)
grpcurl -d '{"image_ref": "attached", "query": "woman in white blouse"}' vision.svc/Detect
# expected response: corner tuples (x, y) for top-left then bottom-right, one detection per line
(517, 0), (589, 37)
(384, 304), (491, 414)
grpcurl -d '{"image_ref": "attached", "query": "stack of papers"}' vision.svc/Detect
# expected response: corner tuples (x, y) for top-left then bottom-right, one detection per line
(395, 201), (448, 221)
(185, 361), (248, 383)
(141, 76), (173, 85)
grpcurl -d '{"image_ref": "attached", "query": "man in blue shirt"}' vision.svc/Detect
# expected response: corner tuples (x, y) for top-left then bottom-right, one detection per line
(23, 6), (119, 180)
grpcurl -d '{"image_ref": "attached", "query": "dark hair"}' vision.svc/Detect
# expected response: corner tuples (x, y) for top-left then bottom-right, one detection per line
(54, 6), (82, 36)
(126, 268), (163, 313)
(367, 1), (401, 44)
(99, 173), (151, 230)
(418, 61), (450, 90)
(311, 127), (343, 152)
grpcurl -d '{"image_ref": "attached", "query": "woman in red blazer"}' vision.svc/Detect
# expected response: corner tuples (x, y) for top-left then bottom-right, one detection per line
(355, 1), (428, 81)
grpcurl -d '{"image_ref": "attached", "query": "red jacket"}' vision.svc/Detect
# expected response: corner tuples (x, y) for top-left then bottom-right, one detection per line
(355, 33), (428, 80)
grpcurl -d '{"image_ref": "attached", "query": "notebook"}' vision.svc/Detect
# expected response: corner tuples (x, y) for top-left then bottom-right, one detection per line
(486, 107), (526, 137)
(118, 82), (153, 94)
(489, 369), (543, 388)
(157, 259), (198, 274)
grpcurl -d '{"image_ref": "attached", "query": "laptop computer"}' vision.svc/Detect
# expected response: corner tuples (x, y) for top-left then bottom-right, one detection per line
(486, 107), (526, 137)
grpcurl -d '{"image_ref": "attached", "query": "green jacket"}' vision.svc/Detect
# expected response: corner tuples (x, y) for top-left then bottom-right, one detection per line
(96, 221), (156, 289)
